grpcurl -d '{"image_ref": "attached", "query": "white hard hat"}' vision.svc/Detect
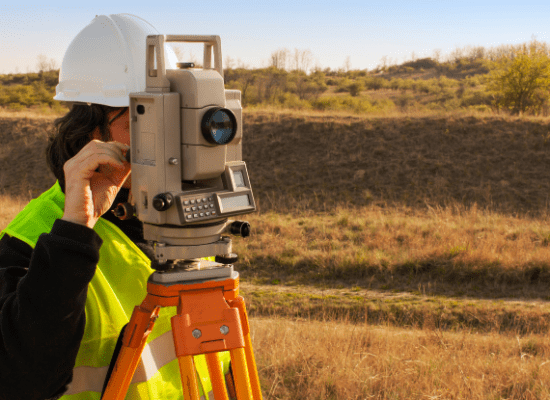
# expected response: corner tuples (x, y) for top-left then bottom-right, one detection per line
(54, 13), (178, 107)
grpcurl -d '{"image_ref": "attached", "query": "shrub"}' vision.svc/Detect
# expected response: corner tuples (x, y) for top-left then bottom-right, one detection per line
(488, 50), (550, 114)
(348, 81), (364, 96)
(310, 95), (395, 114)
(364, 77), (389, 90)
(277, 92), (312, 110)
(336, 78), (353, 93)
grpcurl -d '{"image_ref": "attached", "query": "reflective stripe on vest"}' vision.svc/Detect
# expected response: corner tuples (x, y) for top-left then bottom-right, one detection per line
(1, 182), (230, 399)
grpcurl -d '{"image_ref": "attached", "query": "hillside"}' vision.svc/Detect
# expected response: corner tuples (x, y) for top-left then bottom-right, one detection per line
(3, 110), (550, 216)
(4, 110), (550, 398)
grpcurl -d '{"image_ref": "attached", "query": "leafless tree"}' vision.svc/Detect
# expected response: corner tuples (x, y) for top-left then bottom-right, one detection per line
(36, 54), (49, 72)
(48, 58), (58, 71)
(432, 49), (442, 63)
(292, 48), (313, 73)
(378, 55), (388, 71)
(343, 56), (351, 72)
(171, 44), (184, 61)
(270, 48), (289, 70)
(224, 55), (235, 70)
(236, 58), (247, 69)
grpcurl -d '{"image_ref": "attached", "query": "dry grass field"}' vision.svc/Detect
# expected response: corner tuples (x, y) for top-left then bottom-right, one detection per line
(3, 108), (550, 398)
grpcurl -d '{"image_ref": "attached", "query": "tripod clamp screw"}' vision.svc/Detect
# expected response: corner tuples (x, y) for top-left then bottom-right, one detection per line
(192, 329), (202, 339)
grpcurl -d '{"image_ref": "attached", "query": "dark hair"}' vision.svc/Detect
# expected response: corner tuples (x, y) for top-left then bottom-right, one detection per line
(46, 104), (128, 191)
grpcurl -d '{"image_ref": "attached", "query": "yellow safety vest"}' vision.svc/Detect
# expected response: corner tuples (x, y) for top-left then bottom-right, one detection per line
(1, 182), (229, 399)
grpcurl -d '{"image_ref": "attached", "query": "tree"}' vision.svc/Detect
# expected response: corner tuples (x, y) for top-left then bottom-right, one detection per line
(224, 56), (235, 70)
(270, 48), (289, 70)
(47, 58), (58, 71)
(36, 54), (49, 72)
(432, 49), (442, 64)
(292, 49), (313, 73)
(488, 48), (550, 114)
(348, 81), (364, 96)
(377, 55), (388, 72)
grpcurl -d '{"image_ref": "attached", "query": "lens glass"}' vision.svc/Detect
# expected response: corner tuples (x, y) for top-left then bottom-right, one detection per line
(210, 110), (234, 144)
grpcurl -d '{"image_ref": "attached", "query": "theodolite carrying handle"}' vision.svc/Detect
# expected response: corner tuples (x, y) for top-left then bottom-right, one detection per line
(165, 35), (223, 79)
(145, 34), (223, 92)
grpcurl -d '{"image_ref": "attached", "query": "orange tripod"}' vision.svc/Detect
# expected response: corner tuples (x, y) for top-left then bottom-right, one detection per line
(101, 264), (263, 400)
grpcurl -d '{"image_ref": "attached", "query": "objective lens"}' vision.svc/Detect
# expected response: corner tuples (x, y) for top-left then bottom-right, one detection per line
(201, 108), (237, 145)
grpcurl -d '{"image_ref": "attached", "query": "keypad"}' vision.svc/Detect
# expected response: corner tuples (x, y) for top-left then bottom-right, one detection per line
(182, 195), (217, 221)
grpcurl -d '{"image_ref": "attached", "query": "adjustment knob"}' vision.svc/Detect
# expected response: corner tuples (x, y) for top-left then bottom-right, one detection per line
(152, 193), (174, 211)
(230, 221), (251, 238)
(112, 202), (135, 220)
(215, 253), (239, 265)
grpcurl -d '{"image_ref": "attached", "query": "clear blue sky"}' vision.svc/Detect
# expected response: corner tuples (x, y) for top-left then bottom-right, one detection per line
(1, 1), (550, 74)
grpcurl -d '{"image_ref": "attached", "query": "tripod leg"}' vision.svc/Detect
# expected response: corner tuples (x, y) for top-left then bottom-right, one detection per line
(229, 348), (253, 400)
(101, 305), (158, 400)
(231, 297), (263, 400)
(205, 352), (230, 400)
(178, 355), (201, 400)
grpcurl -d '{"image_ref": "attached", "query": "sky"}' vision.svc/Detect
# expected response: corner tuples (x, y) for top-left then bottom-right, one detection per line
(1, 1), (550, 74)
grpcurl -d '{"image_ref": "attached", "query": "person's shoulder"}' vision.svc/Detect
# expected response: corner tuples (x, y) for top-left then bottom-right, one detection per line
(1, 182), (64, 248)
(0, 233), (32, 285)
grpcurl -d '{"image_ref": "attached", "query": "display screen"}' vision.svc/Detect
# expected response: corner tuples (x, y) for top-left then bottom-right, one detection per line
(233, 170), (246, 187)
(220, 194), (251, 212)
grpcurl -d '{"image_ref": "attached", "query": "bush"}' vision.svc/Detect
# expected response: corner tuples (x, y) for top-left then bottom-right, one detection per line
(277, 93), (312, 110)
(364, 77), (389, 90)
(310, 95), (395, 114)
(396, 93), (415, 110)
(348, 81), (364, 96)
(460, 90), (493, 107)
(8, 102), (25, 111)
(336, 78), (353, 93)
(488, 50), (550, 114)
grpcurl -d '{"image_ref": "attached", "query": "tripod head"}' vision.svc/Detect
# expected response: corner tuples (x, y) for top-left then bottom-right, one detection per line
(122, 34), (256, 268)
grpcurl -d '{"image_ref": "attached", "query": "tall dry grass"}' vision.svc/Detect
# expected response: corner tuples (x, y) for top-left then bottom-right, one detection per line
(235, 203), (550, 299)
(252, 317), (550, 399)
(0, 193), (29, 231)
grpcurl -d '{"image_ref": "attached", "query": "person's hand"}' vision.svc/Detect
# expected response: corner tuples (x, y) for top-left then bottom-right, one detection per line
(62, 140), (131, 229)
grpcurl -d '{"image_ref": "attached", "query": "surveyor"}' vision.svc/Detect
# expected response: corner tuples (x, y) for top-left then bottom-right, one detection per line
(0, 14), (232, 400)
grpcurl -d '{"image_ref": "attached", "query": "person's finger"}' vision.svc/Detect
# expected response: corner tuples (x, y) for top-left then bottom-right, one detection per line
(79, 141), (128, 165)
(74, 153), (126, 179)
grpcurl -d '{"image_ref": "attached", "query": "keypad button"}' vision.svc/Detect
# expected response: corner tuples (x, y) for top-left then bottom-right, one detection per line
(185, 207), (191, 212)
(212, 211), (217, 215)
(199, 212), (205, 217)
(183, 200), (190, 205)
(187, 215), (192, 219)
(190, 199), (196, 204)
(206, 212), (211, 216)
(208, 197), (213, 201)
(192, 206), (197, 211)
(193, 214), (198, 218)
(198, 205), (203, 210)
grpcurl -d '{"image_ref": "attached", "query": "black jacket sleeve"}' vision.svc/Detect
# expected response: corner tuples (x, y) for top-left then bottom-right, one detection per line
(0, 219), (102, 400)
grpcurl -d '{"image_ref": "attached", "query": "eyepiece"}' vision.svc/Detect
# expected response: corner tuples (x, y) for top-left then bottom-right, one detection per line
(113, 202), (135, 220)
